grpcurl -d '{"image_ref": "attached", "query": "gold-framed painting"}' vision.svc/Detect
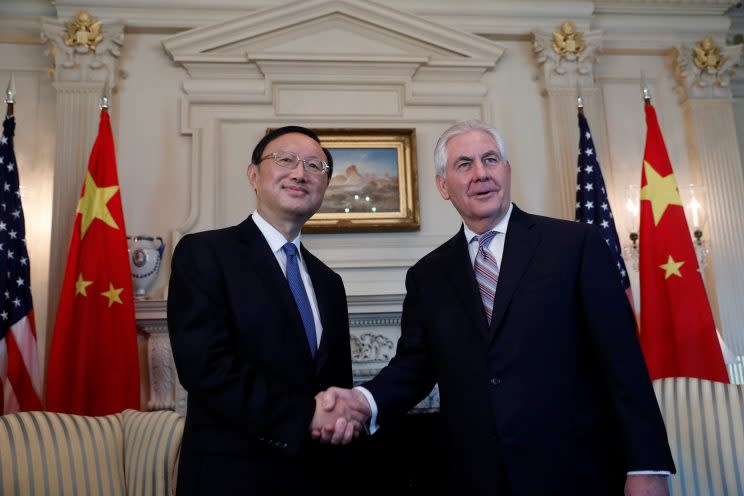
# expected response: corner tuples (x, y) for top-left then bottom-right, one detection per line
(302, 128), (419, 233)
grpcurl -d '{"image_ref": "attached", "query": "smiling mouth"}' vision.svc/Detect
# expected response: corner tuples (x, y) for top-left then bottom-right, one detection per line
(283, 185), (308, 195)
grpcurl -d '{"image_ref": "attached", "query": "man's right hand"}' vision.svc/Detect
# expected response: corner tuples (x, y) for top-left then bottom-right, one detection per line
(310, 387), (372, 445)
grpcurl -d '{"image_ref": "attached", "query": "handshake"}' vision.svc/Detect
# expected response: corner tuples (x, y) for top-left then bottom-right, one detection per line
(310, 387), (372, 445)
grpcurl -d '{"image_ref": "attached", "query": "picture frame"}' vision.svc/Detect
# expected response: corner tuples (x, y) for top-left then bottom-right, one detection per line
(303, 128), (419, 233)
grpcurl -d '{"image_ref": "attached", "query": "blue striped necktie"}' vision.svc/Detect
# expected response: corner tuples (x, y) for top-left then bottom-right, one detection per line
(473, 231), (499, 324)
(282, 242), (318, 358)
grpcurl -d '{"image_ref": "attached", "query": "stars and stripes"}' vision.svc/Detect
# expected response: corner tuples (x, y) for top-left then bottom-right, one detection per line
(0, 115), (42, 413)
(575, 112), (632, 294)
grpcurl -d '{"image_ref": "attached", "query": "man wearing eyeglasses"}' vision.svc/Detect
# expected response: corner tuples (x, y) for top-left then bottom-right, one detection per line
(168, 126), (366, 495)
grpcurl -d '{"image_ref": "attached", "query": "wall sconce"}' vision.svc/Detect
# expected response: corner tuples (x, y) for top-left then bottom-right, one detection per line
(623, 185), (640, 271)
(682, 184), (709, 269)
(623, 183), (710, 271)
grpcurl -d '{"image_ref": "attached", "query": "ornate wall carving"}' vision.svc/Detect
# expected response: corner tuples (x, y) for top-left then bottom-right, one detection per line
(137, 300), (440, 414)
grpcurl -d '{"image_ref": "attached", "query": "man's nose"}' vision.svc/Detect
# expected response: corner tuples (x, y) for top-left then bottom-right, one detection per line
(472, 158), (489, 178)
(290, 160), (308, 180)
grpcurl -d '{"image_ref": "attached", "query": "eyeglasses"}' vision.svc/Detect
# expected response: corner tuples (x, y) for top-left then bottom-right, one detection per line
(260, 151), (330, 175)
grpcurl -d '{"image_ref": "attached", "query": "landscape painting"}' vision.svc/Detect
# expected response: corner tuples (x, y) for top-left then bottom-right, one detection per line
(321, 147), (399, 214)
(302, 128), (419, 233)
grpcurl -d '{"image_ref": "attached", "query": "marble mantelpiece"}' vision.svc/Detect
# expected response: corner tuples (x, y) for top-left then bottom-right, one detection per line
(136, 297), (439, 415)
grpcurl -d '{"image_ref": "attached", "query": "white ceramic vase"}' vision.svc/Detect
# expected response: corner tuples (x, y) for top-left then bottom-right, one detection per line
(127, 235), (165, 298)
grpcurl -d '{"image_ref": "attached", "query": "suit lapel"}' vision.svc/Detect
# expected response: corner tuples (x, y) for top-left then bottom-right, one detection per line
(442, 226), (491, 338)
(237, 216), (315, 365)
(302, 245), (333, 372)
(486, 206), (540, 344)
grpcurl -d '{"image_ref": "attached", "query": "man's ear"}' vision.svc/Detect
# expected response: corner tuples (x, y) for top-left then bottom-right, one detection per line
(435, 174), (450, 201)
(247, 163), (258, 191)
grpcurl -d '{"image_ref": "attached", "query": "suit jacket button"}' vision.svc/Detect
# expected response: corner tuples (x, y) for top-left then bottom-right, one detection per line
(490, 377), (502, 386)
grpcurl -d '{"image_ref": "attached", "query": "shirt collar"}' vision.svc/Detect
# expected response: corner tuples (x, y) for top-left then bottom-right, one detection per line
(463, 202), (513, 244)
(251, 210), (302, 255)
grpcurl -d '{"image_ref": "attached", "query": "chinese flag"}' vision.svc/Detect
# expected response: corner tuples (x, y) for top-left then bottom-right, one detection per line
(46, 109), (140, 414)
(638, 103), (727, 382)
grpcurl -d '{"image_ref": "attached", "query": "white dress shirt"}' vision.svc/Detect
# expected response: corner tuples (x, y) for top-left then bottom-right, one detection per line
(463, 202), (512, 267)
(251, 211), (323, 346)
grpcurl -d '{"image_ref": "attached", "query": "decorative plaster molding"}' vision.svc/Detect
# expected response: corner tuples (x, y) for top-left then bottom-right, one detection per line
(49, 0), (736, 32)
(136, 299), (418, 412)
(0, 17), (44, 44)
(593, 14), (732, 52)
(350, 313), (401, 329)
(674, 39), (743, 99)
(351, 332), (396, 362)
(135, 295), (406, 320)
(533, 23), (602, 88)
(147, 331), (179, 411)
(162, 0), (505, 81)
(41, 16), (124, 86)
(593, 0), (735, 16)
(162, 0), (502, 239)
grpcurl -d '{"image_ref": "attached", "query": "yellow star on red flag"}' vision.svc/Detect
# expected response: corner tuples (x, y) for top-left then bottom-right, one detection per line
(659, 255), (685, 280)
(101, 282), (124, 307)
(637, 103), (728, 383)
(74, 273), (93, 296)
(76, 172), (120, 239)
(47, 109), (141, 416)
(640, 160), (682, 226)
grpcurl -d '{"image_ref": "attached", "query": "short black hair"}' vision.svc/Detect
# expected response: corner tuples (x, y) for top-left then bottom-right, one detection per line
(251, 125), (334, 179)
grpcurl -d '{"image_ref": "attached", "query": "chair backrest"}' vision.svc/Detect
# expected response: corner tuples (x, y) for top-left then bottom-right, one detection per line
(122, 409), (184, 496)
(0, 411), (126, 495)
(653, 377), (744, 496)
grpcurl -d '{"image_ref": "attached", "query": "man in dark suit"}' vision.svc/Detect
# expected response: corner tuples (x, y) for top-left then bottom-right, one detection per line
(168, 126), (364, 495)
(317, 120), (675, 495)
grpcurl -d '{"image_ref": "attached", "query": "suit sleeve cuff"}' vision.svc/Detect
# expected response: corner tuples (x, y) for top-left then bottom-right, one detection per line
(353, 386), (379, 434)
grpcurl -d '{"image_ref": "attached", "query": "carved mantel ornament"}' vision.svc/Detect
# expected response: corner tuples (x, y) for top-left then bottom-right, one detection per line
(41, 14), (123, 85)
(533, 21), (601, 82)
(552, 21), (586, 58)
(675, 36), (743, 98)
(63, 11), (103, 52)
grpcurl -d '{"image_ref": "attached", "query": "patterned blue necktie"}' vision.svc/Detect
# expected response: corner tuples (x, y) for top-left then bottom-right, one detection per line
(282, 242), (318, 358)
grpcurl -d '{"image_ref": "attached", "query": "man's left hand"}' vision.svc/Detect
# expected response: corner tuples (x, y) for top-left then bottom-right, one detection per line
(625, 475), (669, 496)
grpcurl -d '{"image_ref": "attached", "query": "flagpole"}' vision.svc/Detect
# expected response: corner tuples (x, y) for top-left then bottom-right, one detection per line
(576, 81), (584, 115)
(640, 70), (651, 106)
(99, 77), (110, 111)
(4, 74), (14, 117)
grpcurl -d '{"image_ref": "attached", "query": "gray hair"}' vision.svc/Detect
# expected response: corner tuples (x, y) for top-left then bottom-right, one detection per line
(433, 120), (508, 178)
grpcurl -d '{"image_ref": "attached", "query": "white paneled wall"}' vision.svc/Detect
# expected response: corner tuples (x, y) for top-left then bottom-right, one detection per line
(0, 0), (742, 380)
(0, 43), (56, 380)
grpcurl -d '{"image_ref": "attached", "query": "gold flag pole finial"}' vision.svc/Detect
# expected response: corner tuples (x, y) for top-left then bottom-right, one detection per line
(99, 77), (110, 110)
(640, 70), (651, 105)
(5, 74), (15, 116)
(576, 80), (584, 113)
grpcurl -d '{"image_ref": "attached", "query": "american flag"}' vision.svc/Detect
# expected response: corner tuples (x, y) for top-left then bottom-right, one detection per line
(0, 115), (42, 413)
(575, 111), (632, 298)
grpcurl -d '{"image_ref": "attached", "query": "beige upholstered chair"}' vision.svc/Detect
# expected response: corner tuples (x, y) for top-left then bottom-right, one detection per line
(653, 377), (744, 496)
(0, 409), (183, 496)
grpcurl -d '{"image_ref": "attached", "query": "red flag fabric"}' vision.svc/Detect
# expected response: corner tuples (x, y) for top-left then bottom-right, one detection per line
(46, 109), (140, 414)
(638, 103), (727, 382)
(0, 114), (43, 413)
